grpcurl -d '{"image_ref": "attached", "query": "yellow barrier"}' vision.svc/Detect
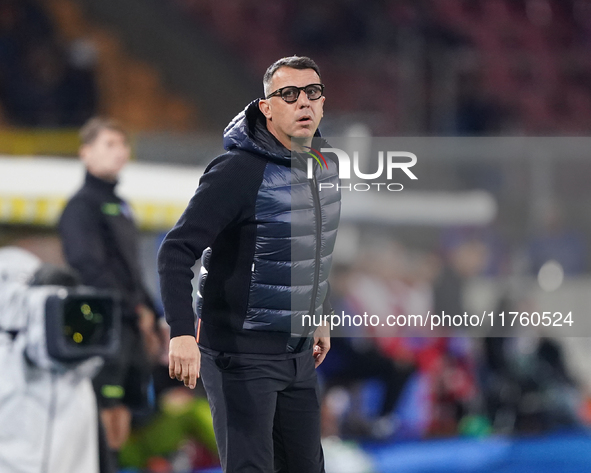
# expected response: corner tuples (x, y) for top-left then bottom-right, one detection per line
(0, 196), (183, 232)
(0, 129), (81, 156)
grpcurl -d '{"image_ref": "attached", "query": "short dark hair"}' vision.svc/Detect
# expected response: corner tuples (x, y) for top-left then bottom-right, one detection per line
(263, 56), (321, 97)
(79, 117), (128, 145)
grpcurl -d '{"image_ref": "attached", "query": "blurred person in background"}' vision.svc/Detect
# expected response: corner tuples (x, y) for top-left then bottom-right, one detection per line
(158, 56), (340, 473)
(58, 117), (162, 467)
(427, 238), (488, 436)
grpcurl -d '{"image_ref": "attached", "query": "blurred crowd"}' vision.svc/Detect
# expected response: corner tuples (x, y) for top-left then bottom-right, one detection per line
(174, 0), (591, 135)
(317, 220), (587, 443)
(0, 0), (97, 126)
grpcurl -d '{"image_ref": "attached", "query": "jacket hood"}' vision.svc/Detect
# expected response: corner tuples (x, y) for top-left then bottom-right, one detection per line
(223, 99), (323, 166)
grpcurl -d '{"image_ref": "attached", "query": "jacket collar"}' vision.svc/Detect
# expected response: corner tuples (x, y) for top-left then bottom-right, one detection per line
(84, 171), (118, 195)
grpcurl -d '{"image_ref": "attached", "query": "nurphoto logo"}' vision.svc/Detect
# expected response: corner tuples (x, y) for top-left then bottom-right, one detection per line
(306, 147), (418, 191)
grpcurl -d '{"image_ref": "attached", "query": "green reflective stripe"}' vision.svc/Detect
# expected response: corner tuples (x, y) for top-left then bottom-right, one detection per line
(101, 203), (121, 216)
(101, 385), (125, 399)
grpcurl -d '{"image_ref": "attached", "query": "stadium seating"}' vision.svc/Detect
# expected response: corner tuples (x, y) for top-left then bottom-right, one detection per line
(171, 0), (591, 135)
(0, 0), (198, 130)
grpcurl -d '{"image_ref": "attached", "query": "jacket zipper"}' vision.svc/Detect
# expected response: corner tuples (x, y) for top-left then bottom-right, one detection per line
(295, 159), (322, 352)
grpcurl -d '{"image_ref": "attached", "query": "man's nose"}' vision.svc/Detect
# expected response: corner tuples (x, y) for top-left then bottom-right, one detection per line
(297, 90), (311, 107)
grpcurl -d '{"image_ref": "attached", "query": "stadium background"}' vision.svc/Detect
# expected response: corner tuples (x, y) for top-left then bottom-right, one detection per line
(2, 0), (591, 472)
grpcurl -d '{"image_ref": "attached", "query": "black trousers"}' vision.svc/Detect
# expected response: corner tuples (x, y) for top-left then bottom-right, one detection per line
(200, 348), (325, 473)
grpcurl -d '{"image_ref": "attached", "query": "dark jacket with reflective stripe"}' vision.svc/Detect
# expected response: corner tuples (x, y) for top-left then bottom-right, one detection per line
(59, 172), (155, 320)
(158, 100), (341, 355)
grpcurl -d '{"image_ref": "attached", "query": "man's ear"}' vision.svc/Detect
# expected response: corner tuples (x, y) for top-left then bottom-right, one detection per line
(259, 99), (272, 120)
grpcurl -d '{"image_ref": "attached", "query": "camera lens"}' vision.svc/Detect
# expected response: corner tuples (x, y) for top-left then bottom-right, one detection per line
(63, 297), (110, 347)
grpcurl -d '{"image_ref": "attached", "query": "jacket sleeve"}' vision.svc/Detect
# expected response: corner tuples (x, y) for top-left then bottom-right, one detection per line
(157, 153), (262, 338)
(58, 198), (122, 293)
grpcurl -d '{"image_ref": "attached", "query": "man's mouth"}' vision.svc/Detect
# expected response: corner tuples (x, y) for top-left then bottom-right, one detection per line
(297, 116), (312, 124)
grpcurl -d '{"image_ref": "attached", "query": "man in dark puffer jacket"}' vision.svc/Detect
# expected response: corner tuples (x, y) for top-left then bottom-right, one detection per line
(158, 56), (340, 472)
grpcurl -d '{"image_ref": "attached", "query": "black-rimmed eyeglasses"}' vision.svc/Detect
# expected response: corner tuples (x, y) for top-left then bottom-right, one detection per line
(265, 84), (325, 103)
